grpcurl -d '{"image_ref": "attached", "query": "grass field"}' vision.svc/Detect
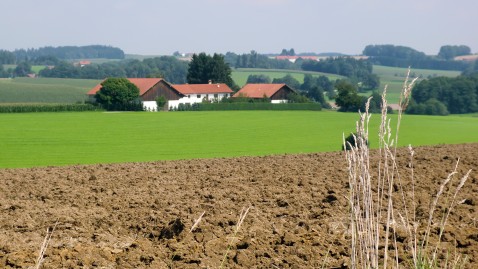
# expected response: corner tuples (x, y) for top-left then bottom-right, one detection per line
(1, 111), (477, 168)
(232, 68), (344, 87)
(0, 77), (101, 103)
(371, 65), (461, 103)
(2, 65), (49, 74)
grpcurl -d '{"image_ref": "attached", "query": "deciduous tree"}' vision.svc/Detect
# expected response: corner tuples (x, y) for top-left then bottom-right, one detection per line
(95, 78), (142, 111)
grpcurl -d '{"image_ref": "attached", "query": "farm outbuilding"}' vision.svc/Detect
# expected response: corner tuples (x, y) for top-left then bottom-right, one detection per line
(233, 83), (295, 103)
(87, 78), (234, 111)
(87, 78), (179, 111)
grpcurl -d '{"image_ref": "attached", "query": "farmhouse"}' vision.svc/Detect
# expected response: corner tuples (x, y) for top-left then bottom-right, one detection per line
(171, 83), (234, 108)
(87, 78), (234, 111)
(87, 78), (179, 111)
(233, 84), (295, 103)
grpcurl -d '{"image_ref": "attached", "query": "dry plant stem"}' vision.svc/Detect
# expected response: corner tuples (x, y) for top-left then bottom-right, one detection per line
(220, 206), (251, 268)
(345, 69), (418, 269)
(189, 211), (206, 233)
(34, 221), (58, 269)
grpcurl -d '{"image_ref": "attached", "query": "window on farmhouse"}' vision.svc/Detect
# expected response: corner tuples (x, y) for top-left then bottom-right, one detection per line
(188, 95), (191, 98)
(197, 94), (201, 98)
(214, 94), (218, 98)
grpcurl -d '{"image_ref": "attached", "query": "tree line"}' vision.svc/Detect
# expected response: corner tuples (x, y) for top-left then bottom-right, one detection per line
(38, 56), (189, 83)
(363, 44), (474, 71)
(14, 45), (125, 61)
(407, 72), (478, 115)
(301, 57), (380, 91)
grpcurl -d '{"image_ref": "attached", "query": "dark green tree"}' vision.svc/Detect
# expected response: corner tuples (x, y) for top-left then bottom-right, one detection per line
(94, 78), (142, 111)
(0, 50), (15, 65)
(272, 74), (301, 90)
(247, 74), (271, 83)
(334, 80), (367, 112)
(13, 61), (32, 77)
(155, 96), (167, 111)
(438, 45), (471, 60)
(187, 53), (238, 90)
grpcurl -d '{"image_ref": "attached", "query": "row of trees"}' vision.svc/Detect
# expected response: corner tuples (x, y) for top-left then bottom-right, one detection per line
(14, 45), (125, 61)
(301, 57), (380, 91)
(363, 44), (472, 71)
(39, 56), (189, 83)
(407, 73), (478, 115)
(226, 51), (298, 69)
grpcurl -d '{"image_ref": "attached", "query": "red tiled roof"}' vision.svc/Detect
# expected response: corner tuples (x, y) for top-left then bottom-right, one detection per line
(172, 84), (233, 95)
(233, 84), (288, 98)
(87, 78), (164, 96)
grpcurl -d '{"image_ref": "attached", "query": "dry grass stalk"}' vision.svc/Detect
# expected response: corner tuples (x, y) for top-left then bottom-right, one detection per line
(33, 222), (58, 269)
(220, 206), (252, 268)
(344, 68), (470, 269)
(189, 211), (206, 233)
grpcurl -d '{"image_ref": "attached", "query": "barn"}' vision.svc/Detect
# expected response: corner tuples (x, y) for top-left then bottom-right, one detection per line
(233, 84), (295, 103)
(87, 78), (179, 111)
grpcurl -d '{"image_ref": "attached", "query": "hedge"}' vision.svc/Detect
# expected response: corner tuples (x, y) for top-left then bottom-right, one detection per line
(193, 102), (322, 111)
(0, 103), (104, 113)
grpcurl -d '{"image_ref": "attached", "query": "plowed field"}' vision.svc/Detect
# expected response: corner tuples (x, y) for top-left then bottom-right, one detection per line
(1, 144), (477, 268)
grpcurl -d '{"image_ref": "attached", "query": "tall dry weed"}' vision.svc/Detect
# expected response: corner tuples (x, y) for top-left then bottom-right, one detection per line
(344, 69), (471, 269)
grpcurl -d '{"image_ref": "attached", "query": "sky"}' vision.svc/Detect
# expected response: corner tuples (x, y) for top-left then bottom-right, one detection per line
(1, 0), (477, 56)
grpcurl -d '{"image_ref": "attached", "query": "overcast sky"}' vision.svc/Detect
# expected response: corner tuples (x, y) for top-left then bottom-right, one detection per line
(2, 0), (477, 56)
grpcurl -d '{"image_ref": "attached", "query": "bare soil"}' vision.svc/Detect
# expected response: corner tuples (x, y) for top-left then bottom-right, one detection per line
(1, 144), (477, 268)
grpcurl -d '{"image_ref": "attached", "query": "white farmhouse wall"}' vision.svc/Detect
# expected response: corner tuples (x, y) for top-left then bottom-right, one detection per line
(168, 93), (232, 109)
(271, 100), (288, 104)
(142, 101), (158, 112)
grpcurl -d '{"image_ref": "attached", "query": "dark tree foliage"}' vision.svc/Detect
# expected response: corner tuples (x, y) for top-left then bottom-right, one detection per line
(32, 55), (60, 66)
(301, 57), (379, 90)
(187, 53), (238, 90)
(0, 65), (9, 78)
(363, 44), (470, 71)
(438, 45), (471, 60)
(0, 50), (15, 65)
(342, 132), (368, 150)
(280, 48), (296, 56)
(407, 73), (478, 114)
(334, 80), (367, 112)
(300, 74), (333, 108)
(14, 45), (124, 61)
(94, 78), (142, 111)
(39, 56), (188, 83)
(233, 51), (298, 69)
(287, 92), (312, 103)
(462, 60), (478, 76)
(406, 98), (449, 116)
(13, 62), (32, 77)
(246, 74), (271, 83)
(272, 74), (301, 90)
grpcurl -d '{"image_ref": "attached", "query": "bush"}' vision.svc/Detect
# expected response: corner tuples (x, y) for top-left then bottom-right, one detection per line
(194, 102), (322, 111)
(342, 132), (368, 150)
(406, 98), (449, 115)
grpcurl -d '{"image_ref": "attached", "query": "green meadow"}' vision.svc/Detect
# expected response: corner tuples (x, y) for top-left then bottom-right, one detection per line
(1, 111), (477, 168)
(232, 68), (344, 87)
(0, 77), (100, 103)
(371, 65), (461, 103)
